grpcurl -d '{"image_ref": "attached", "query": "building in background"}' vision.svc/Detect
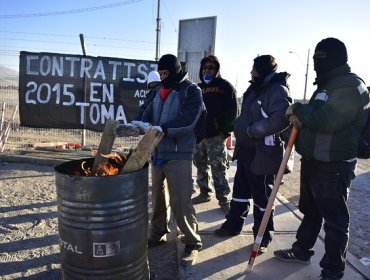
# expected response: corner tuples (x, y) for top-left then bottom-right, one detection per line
(177, 16), (216, 83)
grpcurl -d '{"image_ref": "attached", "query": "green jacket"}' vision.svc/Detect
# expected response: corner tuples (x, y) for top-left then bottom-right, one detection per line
(294, 64), (369, 161)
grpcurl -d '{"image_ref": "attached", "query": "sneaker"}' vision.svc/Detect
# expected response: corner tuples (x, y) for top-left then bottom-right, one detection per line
(214, 227), (241, 237)
(320, 271), (343, 279)
(147, 236), (167, 248)
(181, 244), (202, 266)
(257, 241), (270, 255)
(192, 193), (212, 204)
(274, 248), (313, 264)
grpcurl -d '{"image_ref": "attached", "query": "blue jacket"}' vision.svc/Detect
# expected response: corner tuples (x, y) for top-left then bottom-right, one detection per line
(141, 76), (203, 160)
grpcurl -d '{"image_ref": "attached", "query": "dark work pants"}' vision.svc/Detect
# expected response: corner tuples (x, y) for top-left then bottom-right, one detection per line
(224, 147), (275, 243)
(294, 158), (356, 278)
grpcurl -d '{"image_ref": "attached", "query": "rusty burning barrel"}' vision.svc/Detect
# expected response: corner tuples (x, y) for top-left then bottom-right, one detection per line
(55, 158), (149, 279)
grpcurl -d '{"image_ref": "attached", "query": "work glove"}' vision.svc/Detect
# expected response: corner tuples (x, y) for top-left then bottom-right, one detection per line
(285, 104), (295, 118)
(152, 126), (163, 133)
(116, 123), (141, 137)
(131, 120), (151, 133)
(289, 115), (302, 128)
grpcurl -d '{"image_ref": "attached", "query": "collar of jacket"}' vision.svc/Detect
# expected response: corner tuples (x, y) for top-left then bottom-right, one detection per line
(313, 63), (351, 86)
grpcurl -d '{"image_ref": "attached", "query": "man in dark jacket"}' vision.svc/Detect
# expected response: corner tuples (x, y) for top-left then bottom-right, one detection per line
(274, 38), (369, 280)
(140, 54), (203, 266)
(214, 55), (291, 255)
(192, 55), (238, 213)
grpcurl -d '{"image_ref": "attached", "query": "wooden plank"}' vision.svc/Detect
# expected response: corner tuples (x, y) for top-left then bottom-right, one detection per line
(91, 119), (117, 173)
(122, 126), (164, 173)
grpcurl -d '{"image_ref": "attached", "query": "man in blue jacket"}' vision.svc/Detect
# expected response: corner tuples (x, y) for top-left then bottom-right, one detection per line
(140, 54), (203, 266)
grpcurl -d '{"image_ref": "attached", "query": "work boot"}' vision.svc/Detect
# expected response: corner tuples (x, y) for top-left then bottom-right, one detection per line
(192, 193), (212, 204)
(181, 244), (203, 266)
(219, 200), (230, 215)
(214, 226), (241, 237)
(147, 235), (167, 248)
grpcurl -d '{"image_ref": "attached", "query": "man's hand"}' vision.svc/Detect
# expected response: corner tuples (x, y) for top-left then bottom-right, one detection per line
(152, 126), (163, 133)
(289, 115), (302, 128)
(116, 123), (141, 137)
(131, 120), (151, 133)
(285, 104), (295, 118)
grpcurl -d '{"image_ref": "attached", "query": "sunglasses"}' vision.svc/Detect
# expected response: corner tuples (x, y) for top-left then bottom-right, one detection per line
(202, 65), (216, 71)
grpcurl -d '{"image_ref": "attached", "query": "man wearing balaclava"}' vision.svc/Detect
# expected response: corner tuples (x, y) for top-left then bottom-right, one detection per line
(140, 54), (203, 266)
(274, 38), (369, 280)
(214, 54), (291, 255)
(192, 55), (238, 214)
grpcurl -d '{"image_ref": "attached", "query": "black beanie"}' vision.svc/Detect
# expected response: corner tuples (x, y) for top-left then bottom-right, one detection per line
(314, 37), (348, 75)
(315, 37), (347, 62)
(253, 55), (278, 79)
(158, 54), (182, 74)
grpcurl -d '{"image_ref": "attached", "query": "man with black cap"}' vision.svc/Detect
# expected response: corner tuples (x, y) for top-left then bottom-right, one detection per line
(192, 55), (238, 214)
(139, 54), (203, 266)
(214, 55), (291, 255)
(274, 38), (369, 280)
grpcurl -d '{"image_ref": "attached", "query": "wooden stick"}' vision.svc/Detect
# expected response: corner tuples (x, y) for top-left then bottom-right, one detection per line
(122, 126), (164, 173)
(0, 102), (5, 132)
(246, 127), (299, 272)
(91, 119), (117, 174)
(0, 105), (18, 152)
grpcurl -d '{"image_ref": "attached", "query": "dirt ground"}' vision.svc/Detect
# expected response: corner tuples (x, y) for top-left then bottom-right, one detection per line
(0, 155), (369, 279)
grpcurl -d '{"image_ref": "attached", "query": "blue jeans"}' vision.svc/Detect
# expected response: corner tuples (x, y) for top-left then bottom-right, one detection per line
(294, 158), (356, 278)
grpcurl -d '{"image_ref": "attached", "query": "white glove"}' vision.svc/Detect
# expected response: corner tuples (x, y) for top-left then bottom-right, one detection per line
(116, 123), (141, 137)
(152, 126), (163, 133)
(131, 120), (151, 132)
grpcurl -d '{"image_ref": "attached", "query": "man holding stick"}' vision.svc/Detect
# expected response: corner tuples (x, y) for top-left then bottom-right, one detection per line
(274, 38), (369, 280)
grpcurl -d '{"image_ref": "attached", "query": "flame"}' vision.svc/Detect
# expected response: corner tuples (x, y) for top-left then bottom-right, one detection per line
(80, 152), (128, 176)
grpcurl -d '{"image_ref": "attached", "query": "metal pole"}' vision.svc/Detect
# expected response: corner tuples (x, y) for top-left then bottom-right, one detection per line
(155, 0), (161, 61)
(79, 34), (87, 147)
(303, 48), (310, 104)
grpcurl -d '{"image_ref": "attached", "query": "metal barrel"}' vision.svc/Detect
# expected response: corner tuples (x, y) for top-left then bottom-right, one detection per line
(54, 158), (149, 280)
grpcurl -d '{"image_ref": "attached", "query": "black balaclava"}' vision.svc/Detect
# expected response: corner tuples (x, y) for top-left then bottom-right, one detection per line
(158, 54), (183, 89)
(253, 55), (278, 82)
(314, 37), (348, 76)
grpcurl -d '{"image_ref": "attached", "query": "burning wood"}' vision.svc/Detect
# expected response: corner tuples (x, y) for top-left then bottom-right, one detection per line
(77, 152), (129, 176)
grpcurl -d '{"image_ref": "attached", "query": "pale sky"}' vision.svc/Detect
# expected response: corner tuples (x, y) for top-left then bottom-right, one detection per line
(1, 0), (370, 100)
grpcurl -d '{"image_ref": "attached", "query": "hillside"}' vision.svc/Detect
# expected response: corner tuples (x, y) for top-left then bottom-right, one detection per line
(0, 65), (18, 88)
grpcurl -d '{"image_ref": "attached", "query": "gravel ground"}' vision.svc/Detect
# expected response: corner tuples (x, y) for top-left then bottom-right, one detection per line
(0, 155), (369, 279)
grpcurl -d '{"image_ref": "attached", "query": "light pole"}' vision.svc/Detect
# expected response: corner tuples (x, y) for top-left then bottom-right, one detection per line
(289, 49), (310, 103)
(303, 48), (310, 104)
(155, 0), (161, 61)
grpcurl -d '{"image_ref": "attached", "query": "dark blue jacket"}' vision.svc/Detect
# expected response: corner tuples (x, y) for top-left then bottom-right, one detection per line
(233, 71), (291, 174)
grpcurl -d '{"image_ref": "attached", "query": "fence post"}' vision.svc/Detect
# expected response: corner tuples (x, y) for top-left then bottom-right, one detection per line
(0, 102), (5, 131)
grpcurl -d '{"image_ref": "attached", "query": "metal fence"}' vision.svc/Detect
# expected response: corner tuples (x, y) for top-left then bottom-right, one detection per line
(0, 50), (140, 152)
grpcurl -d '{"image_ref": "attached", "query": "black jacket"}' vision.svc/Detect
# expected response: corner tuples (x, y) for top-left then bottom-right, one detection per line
(198, 77), (238, 138)
(233, 71), (291, 174)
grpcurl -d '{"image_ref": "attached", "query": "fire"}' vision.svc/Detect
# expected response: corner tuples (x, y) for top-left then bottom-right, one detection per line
(79, 152), (128, 176)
